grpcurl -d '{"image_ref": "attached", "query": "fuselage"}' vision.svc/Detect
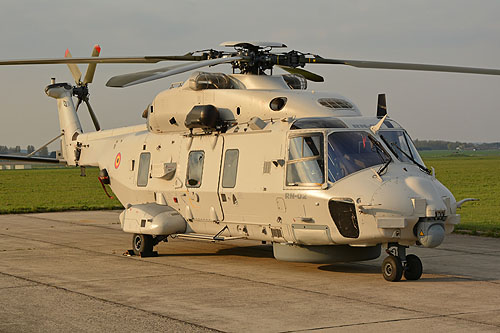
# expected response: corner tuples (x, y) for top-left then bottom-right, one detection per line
(74, 72), (459, 249)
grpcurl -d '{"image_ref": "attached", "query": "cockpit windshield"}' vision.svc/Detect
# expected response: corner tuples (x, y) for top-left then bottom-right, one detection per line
(379, 130), (425, 166)
(286, 130), (423, 186)
(327, 131), (390, 182)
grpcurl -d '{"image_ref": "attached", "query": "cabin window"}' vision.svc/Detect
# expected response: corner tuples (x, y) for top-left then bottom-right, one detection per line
(286, 134), (325, 186)
(186, 151), (205, 188)
(222, 149), (239, 188)
(137, 152), (151, 187)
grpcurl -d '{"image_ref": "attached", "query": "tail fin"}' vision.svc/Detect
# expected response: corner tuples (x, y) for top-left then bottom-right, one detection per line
(45, 82), (82, 166)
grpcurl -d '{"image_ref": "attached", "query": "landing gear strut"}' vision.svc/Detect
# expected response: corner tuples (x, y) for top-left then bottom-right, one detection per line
(382, 243), (423, 282)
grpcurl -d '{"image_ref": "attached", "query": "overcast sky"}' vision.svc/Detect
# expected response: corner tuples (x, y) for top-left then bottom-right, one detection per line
(0, 0), (499, 149)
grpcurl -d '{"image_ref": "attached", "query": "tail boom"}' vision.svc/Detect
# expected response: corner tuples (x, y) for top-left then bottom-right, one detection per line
(45, 82), (82, 166)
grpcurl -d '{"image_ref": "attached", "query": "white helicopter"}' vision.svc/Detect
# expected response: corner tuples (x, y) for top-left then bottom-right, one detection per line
(0, 41), (496, 281)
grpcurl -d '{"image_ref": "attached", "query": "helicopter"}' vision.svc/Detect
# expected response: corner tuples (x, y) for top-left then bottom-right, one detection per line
(0, 41), (496, 281)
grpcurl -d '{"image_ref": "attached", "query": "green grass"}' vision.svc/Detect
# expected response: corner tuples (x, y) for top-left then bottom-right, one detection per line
(0, 167), (122, 214)
(423, 155), (500, 236)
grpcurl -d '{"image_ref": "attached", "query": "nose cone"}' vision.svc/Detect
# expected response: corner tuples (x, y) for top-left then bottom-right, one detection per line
(371, 175), (450, 218)
(371, 178), (415, 217)
(405, 176), (448, 215)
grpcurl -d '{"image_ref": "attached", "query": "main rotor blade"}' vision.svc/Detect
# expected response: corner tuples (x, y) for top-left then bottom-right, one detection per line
(278, 65), (324, 82)
(107, 56), (243, 88)
(83, 44), (101, 84)
(64, 49), (82, 84)
(106, 63), (190, 87)
(306, 57), (500, 76)
(0, 54), (209, 66)
(84, 98), (101, 131)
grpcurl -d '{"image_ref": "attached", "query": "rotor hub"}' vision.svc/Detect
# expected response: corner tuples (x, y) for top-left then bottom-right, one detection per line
(73, 85), (89, 100)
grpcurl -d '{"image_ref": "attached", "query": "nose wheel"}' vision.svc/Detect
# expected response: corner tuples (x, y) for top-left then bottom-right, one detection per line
(382, 243), (423, 282)
(403, 254), (423, 280)
(382, 255), (403, 281)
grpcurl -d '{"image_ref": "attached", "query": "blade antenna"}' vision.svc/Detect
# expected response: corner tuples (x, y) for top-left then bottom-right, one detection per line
(377, 93), (387, 118)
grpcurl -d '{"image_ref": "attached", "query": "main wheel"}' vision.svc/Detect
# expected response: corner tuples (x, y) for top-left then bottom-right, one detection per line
(404, 254), (423, 280)
(132, 234), (153, 256)
(382, 255), (403, 282)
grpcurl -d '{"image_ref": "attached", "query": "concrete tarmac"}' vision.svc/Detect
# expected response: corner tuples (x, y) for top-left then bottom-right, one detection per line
(1, 211), (500, 332)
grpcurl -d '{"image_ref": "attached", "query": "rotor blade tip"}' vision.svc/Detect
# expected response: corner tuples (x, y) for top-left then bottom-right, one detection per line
(65, 49), (70, 57)
(94, 44), (101, 54)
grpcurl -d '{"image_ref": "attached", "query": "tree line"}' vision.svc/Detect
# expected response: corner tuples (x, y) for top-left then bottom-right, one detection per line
(0, 145), (49, 156)
(414, 139), (500, 151)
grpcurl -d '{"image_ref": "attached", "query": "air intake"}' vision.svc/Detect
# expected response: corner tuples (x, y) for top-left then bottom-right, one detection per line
(318, 98), (353, 109)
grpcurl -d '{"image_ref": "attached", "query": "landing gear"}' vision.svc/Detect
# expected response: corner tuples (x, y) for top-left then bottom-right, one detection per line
(381, 243), (423, 282)
(382, 255), (403, 282)
(132, 233), (153, 256)
(404, 254), (423, 280)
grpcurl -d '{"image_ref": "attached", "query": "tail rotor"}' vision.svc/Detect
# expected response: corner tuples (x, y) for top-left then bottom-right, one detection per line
(65, 45), (101, 131)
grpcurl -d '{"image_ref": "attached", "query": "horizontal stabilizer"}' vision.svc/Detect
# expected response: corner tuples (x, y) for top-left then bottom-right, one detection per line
(0, 154), (64, 164)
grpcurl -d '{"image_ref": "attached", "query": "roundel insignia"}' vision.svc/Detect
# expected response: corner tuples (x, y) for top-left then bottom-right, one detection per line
(114, 153), (121, 169)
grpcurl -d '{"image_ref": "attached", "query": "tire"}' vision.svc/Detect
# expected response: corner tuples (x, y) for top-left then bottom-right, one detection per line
(382, 255), (403, 282)
(132, 234), (154, 256)
(404, 254), (423, 280)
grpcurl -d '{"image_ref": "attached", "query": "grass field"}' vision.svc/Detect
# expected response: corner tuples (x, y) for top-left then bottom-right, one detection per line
(1, 153), (499, 236)
(0, 167), (122, 214)
(422, 150), (500, 236)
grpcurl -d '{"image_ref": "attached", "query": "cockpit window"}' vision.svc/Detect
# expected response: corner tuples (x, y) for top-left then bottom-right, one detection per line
(380, 130), (425, 166)
(327, 131), (389, 182)
(286, 134), (325, 186)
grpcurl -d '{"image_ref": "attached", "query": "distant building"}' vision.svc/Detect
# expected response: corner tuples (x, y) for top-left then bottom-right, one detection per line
(0, 164), (32, 170)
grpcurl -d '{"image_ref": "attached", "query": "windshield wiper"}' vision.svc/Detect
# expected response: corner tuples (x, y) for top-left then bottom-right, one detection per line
(378, 157), (392, 176)
(380, 135), (399, 159)
(368, 136), (392, 176)
(390, 141), (431, 175)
